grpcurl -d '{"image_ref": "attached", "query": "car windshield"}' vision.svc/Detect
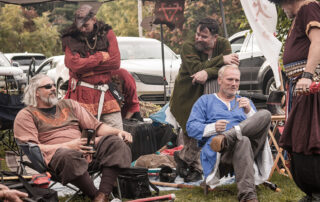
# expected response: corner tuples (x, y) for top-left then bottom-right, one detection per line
(11, 56), (46, 66)
(118, 41), (176, 60)
(0, 54), (10, 66)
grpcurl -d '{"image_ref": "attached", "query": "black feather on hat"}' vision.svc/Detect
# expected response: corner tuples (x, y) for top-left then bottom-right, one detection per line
(267, 0), (296, 4)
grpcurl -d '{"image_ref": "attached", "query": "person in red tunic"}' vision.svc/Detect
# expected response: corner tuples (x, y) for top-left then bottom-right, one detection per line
(61, 4), (141, 129)
(268, 0), (320, 201)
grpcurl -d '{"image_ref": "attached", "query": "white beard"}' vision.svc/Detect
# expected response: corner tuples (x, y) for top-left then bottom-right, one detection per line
(40, 94), (58, 106)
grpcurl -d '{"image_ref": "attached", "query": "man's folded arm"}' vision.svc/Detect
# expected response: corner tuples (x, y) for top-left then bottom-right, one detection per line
(64, 46), (105, 74)
(181, 43), (225, 76)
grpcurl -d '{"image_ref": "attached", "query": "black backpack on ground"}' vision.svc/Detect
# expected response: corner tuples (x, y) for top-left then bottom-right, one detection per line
(116, 167), (159, 199)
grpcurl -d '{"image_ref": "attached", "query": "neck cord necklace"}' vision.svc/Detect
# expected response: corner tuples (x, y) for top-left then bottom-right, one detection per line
(85, 35), (97, 50)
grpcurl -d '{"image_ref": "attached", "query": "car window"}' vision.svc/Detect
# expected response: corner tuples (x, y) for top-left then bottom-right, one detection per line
(243, 33), (261, 53)
(118, 41), (177, 60)
(11, 56), (46, 66)
(230, 36), (245, 53)
(0, 54), (10, 66)
(38, 63), (51, 73)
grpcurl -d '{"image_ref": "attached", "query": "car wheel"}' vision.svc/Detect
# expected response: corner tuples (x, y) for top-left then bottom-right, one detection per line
(265, 76), (277, 95)
(57, 79), (66, 99)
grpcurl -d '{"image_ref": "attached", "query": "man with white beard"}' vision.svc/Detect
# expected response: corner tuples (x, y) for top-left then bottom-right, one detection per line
(14, 74), (132, 202)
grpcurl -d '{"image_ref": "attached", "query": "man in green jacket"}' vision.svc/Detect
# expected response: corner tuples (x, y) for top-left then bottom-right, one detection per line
(171, 17), (239, 182)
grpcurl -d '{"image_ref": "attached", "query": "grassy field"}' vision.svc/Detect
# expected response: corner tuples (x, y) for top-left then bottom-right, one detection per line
(59, 172), (304, 202)
(1, 132), (304, 202)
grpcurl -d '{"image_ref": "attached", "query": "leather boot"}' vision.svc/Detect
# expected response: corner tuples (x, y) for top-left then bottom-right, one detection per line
(210, 134), (225, 152)
(244, 198), (259, 202)
(184, 169), (202, 182)
(210, 126), (242, 152)
(174, 151), (189, 178)
(93, 192), (109, 202)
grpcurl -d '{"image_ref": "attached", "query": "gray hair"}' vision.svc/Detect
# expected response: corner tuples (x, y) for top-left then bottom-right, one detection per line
(218, 64), (240, 78)
(22, 74), (49, 107)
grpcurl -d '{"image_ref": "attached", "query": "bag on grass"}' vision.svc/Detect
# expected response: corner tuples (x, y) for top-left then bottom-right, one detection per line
(117, 167), (159, 199)
(1, 171), (58, 202)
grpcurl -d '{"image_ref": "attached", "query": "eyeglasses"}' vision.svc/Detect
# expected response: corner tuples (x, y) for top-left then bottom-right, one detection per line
(38, 83), (56, 90)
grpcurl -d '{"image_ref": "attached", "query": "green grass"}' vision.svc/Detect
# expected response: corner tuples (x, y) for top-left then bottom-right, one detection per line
(59, 173), (304, 202)
(0, 136), (304, 202)
(160, 173), (304, 202)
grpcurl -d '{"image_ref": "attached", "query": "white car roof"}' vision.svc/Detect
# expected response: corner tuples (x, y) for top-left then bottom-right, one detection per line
(117, 37), (160, 43)
(4, 52), (45, 60)
(229, 30), (250, 41)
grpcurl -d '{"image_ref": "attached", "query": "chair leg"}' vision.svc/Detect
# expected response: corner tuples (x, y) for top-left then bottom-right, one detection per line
(65, 190), (81, 202)
(17, 148), (27, 175)
(116, 177), (122, 200)
(200, 180), (209, 195)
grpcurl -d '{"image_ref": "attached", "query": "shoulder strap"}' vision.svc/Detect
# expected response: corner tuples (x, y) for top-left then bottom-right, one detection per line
(149, 181), (159, 196)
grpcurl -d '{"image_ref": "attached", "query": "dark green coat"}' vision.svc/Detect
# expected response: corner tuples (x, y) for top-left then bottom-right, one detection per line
(170, 36), (231, 131)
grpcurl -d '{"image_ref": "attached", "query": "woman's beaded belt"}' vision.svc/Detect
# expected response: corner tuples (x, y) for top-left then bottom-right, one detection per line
(284, 60), (320, 81)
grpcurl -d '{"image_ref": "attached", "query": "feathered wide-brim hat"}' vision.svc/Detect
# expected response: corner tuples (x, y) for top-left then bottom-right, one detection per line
(267, 0), (293, 4)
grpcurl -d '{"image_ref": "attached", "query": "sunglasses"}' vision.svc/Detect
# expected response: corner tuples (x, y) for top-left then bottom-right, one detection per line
(38, 83), (56, 90)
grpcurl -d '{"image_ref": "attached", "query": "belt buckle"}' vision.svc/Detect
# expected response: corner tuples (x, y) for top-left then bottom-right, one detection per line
(94, 84), (99, 90)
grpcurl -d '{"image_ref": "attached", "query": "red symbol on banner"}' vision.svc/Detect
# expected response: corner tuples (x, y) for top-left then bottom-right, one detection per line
(262, 31), (270, 40)
(253, 0), (272, 19)
(158, 3), (183, 22)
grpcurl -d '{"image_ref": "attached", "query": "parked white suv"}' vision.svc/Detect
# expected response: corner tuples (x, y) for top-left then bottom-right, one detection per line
(118, 37), (181, 104)
(36, 37), (181, 104)
(229, 30), (278, 95)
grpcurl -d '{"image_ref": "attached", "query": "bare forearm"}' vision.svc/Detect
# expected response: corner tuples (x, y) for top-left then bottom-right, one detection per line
(305, 42), (320, 74)
(305, 29), (320, 74)
(96, 123), (122, 137)
(0, 190), (5, 199)
(125, 112), (134, 119)
(38, 142), (68, 152)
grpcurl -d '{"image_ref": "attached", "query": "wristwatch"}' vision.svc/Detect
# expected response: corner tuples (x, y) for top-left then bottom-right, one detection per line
(301, 72), (313, 80)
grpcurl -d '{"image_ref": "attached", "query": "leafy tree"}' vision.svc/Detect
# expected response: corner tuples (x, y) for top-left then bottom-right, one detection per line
(0, 5), (25, 52)
(0, 4), (61, 56)
(28, 2), (77, 33)
(20, 12), (62, 56)
(96, 0), (140, 37)
(143, 0), (249, 54)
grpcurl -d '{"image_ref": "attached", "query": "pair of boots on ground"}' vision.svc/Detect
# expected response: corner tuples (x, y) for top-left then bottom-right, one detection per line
(174, 151), (202, 182)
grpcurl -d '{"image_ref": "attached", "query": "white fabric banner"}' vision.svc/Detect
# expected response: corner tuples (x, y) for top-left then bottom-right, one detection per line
(240, 0), (282, 88)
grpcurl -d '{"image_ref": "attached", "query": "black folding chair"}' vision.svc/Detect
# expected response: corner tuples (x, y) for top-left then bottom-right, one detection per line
(16, 140), (122, 201)
(16, 140), (83, 201)
(0, 93), (24, 156)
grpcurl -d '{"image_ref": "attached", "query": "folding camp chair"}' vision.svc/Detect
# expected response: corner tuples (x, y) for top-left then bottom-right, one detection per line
(0, 92), (24, 155)
(16, 140), (122, 201)
(267, 115), (292, 180)
(16, 140), (82, 202)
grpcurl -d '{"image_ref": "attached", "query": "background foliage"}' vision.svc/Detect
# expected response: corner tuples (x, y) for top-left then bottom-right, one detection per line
(1, 0), (319, 57)
(0, 4), (61, 56)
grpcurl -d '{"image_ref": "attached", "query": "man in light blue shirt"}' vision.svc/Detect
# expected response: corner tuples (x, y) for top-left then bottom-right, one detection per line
(187, 65), (272, 202)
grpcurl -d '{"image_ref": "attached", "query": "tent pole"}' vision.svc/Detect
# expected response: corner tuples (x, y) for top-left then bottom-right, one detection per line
(160, 23), (167, 104)
(219, 0), (228, 38)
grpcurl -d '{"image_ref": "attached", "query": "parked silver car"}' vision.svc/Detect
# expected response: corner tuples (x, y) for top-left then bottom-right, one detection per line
(36, 37), (181, 104)
(0, 52), (25, 92)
